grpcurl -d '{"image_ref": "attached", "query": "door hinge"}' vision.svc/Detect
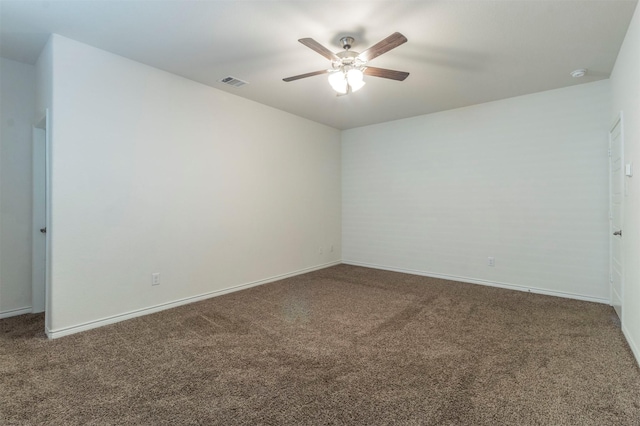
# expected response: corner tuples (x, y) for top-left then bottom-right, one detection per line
(608, 149), (611, 157)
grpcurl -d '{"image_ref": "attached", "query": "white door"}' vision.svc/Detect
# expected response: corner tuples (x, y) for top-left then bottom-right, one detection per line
(609, 116), (624, 319)
(32, 112), (49, 314)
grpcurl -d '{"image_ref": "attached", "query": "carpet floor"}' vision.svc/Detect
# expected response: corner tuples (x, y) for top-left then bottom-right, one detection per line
(1, 264), (639, 425)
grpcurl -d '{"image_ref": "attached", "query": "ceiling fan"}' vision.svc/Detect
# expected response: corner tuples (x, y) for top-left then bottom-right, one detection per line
(283, 32), (409, 95)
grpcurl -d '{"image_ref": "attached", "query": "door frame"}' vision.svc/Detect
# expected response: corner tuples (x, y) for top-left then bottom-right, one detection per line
(32, 109), (51, 331)
(609, 112), (624, 318)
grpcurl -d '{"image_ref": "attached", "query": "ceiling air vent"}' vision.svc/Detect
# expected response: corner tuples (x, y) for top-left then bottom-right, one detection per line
(218, 76), (249, 88)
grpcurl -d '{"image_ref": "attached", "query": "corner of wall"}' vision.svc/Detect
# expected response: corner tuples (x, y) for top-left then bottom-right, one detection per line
(610, 1), (640, 368)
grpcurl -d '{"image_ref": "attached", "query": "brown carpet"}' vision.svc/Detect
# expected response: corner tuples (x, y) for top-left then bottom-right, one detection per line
(1, 264), (639, 425)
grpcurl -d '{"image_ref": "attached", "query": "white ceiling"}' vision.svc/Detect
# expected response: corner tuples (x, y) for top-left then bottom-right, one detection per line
(0, 0), (637, 130)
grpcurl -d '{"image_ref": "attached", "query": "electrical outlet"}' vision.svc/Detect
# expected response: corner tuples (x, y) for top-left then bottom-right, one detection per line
(488, 257), (495, 267)
(330, 244), (334, 252)
(319, 246), (323, 254)
(151, 272), (160, 285)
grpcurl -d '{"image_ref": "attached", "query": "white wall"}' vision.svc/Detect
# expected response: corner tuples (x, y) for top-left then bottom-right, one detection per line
(36, 37), (53, 119)
(343, 81), (611, 302)
(43, 35), (341, 336)
(35, 37), (54, 332)
(611, 3), (640, 366)
(0, 58), (36, 318)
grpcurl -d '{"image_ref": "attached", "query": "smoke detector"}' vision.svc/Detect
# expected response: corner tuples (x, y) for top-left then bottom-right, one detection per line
(570, 69), (587, 78)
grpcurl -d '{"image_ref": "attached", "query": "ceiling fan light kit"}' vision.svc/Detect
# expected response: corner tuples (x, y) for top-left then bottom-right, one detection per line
(284, 32), (410, 95)
(328, 67), (366, 94)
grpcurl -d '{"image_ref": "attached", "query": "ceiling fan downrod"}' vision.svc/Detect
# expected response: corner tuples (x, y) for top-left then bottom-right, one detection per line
(340, 36), (354, 50)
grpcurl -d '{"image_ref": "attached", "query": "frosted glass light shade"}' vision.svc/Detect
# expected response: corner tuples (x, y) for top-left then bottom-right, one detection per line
(328, 72), (348, 94)
(349, 79), (365, 92)
(346, 68), (364, 84)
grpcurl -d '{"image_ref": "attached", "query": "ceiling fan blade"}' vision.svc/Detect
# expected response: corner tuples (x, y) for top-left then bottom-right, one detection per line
(298, 38), (339, 61)
(358, 32), (408, 62)
(283, 69), (330, 82)
(364, 67), (409, 81)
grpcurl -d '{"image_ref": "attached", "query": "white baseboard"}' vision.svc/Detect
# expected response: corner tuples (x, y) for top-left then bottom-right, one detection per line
(342, 260), (610, 305)
(46, 261), (341, 339)
(622, 324), (640, 368)
(0, 306), (33, 319)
